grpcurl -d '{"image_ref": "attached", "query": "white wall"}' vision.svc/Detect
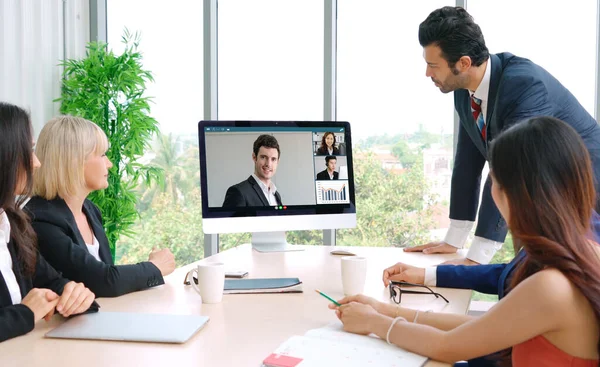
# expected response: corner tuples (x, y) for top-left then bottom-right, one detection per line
(0, 0), (89, 134)
(65, 0), (90, 61)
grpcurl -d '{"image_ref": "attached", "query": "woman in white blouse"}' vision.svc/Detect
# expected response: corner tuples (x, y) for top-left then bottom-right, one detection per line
(0, 102), (96, 342)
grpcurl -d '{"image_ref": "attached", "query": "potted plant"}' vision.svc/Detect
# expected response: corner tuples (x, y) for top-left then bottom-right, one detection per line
(56, 31), (163, 260)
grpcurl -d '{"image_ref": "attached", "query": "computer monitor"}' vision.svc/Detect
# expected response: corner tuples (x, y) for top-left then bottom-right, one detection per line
(198, 121), (356, 252)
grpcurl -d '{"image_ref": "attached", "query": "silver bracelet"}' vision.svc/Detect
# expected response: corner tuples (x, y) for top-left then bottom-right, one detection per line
(386, 316), (406, 345)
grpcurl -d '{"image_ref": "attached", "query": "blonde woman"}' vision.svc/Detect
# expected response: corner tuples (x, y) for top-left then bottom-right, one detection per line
(25, 116), (176, 297)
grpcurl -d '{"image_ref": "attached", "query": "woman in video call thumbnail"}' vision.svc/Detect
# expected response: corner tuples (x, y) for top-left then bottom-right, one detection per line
(316, 132), (340, 156)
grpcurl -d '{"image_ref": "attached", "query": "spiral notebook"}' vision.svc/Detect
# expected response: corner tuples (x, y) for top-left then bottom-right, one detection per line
(263, 323), (427, 367)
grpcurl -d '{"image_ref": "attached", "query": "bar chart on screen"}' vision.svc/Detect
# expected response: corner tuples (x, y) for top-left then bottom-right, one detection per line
(316, 181), (350, 204)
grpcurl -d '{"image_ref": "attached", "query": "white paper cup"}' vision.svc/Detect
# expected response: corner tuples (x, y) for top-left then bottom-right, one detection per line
(341, 256), (367, 296)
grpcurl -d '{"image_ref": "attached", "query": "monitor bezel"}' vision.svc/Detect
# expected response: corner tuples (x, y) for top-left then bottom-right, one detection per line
(198, 120), (356, 219)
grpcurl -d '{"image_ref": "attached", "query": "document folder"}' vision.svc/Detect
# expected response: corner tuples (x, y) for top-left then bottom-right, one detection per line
(224, 278), (303, 294)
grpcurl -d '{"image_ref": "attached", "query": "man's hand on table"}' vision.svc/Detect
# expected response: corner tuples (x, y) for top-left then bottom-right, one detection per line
(403, 241), (480, 266)
(404, 241), (458, 255)
(382, 262), (425, 286)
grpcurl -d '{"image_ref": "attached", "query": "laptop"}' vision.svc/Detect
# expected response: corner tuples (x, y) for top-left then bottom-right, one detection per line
(45, 312), (210, 344)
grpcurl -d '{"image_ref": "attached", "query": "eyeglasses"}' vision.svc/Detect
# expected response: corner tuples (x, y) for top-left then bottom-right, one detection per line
(389, 281), (449, 304)
(183, 271), (198, 285)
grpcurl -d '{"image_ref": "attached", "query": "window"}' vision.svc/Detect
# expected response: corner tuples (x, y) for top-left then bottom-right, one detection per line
(107, 0), (204, 265)
(218, 0), (323, 120)
(217, 0), (324, 248)
(468, 0), (598, 116)
(337, 1), (455, 247)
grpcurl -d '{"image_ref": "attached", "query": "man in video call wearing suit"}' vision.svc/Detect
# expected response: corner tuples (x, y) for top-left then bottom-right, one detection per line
(222, 134), (283, 207)
(316, 155), (339, 180)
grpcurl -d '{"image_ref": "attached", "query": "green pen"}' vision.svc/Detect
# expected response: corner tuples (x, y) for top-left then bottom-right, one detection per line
(315, 289), (341, 306)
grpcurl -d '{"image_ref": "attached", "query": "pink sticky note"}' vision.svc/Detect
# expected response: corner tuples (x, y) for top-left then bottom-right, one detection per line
(263, 353), (303, 367)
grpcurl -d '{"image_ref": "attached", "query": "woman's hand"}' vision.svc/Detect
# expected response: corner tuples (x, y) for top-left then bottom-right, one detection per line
(21, 288), (60, 322)
(56, 281), (95, 317)
(336, 302), (381, 335)
(329, 294), (399, 318)
(328, 294), (382, 310)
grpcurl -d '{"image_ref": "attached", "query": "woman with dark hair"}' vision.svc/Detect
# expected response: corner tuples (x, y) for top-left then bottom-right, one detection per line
(0, 102), (96, 342)
(316, 132), (339, 155)
(329, 117), (600, 366)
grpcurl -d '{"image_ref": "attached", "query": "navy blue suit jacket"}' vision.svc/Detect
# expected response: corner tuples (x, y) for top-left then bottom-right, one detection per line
(452, 53), (600, 243)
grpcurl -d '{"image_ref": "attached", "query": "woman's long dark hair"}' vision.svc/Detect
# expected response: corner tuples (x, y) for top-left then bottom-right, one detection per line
(0, 103), (37, 275)
(319, 132), (336, 151)
(489, 116), (600, 357)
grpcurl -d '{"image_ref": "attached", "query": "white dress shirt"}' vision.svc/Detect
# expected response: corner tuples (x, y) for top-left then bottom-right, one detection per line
(471, 57), (492, 122)
(441, 56), (503, 270)
(252, 174), (279, 206)
(85, 235), (102, 262)
(0, 211), (22, 304)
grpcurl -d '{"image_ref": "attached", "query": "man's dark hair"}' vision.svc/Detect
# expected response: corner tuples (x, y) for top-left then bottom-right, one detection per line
(325, 155), (336, 166)
(418, 6), (489, 68)
(253, 134), (280, 158)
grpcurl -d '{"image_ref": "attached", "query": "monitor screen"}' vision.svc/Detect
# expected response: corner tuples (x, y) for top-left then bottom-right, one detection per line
(198, 121), (356, 235)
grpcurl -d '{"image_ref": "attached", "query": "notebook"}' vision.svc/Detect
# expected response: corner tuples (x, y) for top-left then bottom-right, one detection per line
(224, 278), (303, 294)
(263, 323), (428, 367)
(45, 312), (209, 344)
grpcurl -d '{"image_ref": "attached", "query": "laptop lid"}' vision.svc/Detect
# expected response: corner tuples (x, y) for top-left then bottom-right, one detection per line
(45, 312), (210, 344)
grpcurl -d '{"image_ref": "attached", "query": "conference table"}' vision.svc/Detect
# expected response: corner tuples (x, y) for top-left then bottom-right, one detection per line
(0, 244), (473, 366)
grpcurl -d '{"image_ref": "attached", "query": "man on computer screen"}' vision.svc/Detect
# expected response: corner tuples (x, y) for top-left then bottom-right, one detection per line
(316, 155), (339, 180)
(222, 134), (283, 207)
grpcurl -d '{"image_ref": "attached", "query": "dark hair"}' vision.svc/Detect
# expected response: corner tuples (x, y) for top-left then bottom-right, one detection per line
(253, 134), (280, 158)
(0, 102), (37, 276)
(320, 132), (336, 151)
(325, 155), (336, 166)
(489, 116), (600, 357)
(418, 6), (489, 67)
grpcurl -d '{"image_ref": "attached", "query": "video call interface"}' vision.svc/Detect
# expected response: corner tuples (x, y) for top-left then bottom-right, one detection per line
(202, 126), (352, 210)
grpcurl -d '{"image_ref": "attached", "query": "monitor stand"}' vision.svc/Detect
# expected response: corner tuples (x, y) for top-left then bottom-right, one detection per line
(251, 232), (304, 253)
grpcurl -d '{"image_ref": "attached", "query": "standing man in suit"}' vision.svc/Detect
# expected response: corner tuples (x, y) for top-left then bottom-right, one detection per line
(223, 134), (283, 207)
(406, 6), (600, 265)
(316, 156), (339, 180)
